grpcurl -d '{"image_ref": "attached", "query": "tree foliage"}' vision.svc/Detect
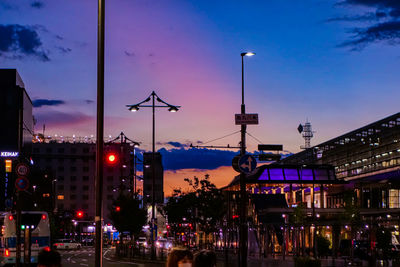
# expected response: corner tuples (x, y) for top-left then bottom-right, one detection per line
(163, 175), (225, 235)
(109, 193), (147, 237)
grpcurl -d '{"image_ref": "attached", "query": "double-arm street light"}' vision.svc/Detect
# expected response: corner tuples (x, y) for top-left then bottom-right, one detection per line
(239, 51), (255, 267)
(127, 91), (180, 258)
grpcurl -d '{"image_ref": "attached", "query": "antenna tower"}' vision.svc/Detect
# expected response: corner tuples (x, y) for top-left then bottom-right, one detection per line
(297, 120), (314, 149)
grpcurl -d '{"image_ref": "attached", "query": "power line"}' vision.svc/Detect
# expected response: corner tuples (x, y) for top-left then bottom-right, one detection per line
(246, 131), (264, 144)
(201, 130), (241, 145)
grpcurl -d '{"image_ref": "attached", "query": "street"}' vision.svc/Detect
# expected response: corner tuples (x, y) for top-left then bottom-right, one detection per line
(59, 247), (164, 267)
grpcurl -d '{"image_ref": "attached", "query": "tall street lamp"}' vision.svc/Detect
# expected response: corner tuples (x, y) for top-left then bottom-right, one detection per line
(127, 91), (180, 258)
(239, 51), (255, 267)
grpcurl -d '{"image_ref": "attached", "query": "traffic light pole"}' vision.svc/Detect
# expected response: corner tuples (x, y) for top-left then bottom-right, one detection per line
(95, 0), (105, 266)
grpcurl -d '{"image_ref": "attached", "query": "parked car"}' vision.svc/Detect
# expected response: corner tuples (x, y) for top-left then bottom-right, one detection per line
(53, 239), (81, 250)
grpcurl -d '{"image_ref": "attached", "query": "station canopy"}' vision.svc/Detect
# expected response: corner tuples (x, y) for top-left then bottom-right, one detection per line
(225, 164), (344, 188)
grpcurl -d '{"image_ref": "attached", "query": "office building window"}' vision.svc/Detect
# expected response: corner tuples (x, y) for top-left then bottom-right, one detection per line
(58, 148), (65, 153)
(107, 195), (113, 200)
(57, 185), (64, 190)
(57, 166), (64, 172)
(83, 185), (89, 191)
(46, 148), (52, 153)
(70, 195), (77, 200)
(57, 204), (64, 210)
(58, 158), (64, 163)
(71, 148), (77, 154)
(71, 176), (77, 181)
(389, 189), (400, 208)
(83, 148), (89, 153)
(83, 176), (89, 181)
(71, 166), (77, 172)
(107, 176), (113, 182)
(83, 195), (89, 200)
(57, 195), (64, 200)
(83, 204), (89, 209)
(58, 176), (64, 181)
(70, 185), (77, 190)
(71, 204), (76, 209)
(83, 166), (89, 172)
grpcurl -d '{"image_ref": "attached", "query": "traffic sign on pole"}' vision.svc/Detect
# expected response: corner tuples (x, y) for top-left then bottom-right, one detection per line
(15, 163), (29, 177)
(235, 113), (259, 125)
(238, 154), (257, 174)
(15, 177), (29, 191)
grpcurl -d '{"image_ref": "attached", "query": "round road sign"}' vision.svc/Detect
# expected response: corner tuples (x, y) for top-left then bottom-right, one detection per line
(238, 154), (257, 174)
(15, 177), (30, 191)
(15, 163), (30, 177)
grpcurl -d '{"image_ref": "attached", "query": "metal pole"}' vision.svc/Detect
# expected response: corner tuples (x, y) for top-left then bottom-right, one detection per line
(151, 91), (156, 259)
(95, 0), (105, 266)
(239, 54), (248, 267)
(15, 192), (21, 267)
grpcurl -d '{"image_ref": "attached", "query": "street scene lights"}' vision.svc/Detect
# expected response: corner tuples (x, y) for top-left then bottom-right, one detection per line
(127, 91), (180, 258)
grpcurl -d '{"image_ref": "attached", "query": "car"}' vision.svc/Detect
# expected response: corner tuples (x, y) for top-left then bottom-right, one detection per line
(156, 238), (172, 250)
(53, 239), (81, 250)
(137, 237), (148, 248)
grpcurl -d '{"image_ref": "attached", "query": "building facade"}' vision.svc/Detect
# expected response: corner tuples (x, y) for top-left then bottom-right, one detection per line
(32, 141), (135, 222)
(0, 69), (33, 211)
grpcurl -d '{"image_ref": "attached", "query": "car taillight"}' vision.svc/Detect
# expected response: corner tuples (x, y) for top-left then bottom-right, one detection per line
(42, 214), (47, 220)
(5, 249), (9, 257)
(44, 246), (51, 252)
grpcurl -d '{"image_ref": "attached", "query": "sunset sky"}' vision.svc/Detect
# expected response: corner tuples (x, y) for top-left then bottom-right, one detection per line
(1, 0), (400, 194)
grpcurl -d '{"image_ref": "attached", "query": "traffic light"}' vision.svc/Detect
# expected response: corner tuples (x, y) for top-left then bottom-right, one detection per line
(106, 152), (118, 165)
(76, 211), (84, 219)
(115, 206), (121, 212)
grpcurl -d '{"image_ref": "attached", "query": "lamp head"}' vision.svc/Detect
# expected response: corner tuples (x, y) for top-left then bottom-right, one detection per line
(241, 52), (255, 57)
(129, 105), (139, 112)
(168, 106), (179, 112)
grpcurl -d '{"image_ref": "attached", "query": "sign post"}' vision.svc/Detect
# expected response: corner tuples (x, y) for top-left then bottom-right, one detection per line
(235, 113), (259, 125)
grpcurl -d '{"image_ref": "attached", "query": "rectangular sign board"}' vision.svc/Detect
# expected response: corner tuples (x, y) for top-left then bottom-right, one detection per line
(235, 113), (259, 125)
(258, 144), (283, 151)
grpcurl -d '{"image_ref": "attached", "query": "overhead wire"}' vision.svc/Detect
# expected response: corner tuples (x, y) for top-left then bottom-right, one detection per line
(200, 130), (241, 145)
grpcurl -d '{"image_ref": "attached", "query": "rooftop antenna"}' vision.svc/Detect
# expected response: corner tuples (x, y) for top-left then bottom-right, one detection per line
(297, 119), (314, 149)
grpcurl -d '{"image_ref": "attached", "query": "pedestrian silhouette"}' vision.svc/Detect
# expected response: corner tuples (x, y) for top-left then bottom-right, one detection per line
(38, 248), (62, 267)
(166, 247), (193, 267)
(193, 250), (217, 267)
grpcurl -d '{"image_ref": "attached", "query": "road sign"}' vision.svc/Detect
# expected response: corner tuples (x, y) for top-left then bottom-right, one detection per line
(238, 154), (257, 174)
(232, 155), (241, 173)
(15, 177), (29, 191)
(258, 144), (283, 151)
(235, 114), (259, 125)
(15, 163), (29, 177)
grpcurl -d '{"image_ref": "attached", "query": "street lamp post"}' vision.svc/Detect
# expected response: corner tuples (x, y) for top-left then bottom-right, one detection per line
(127, 91), (180, 259)
(239, 52), (255, 267)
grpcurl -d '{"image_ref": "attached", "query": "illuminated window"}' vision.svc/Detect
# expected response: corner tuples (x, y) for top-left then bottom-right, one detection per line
(42, 193), (50, 197)
(389, 189), (400, 208)
(57, 195), (64, 200)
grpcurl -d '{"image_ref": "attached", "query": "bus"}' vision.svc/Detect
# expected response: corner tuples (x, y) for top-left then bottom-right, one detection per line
(0, 211), (50, 266)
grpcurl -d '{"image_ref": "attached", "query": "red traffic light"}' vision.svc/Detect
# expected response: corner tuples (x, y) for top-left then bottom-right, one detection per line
(106, 153), (118, 165)
(115, 206), (121, 212)
(76, 211), (84, 218)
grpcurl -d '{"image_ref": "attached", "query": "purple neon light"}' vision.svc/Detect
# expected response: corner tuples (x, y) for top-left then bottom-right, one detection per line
(259, 169), (269, 180)
(300, 169), (313, 180)
(284, 169), (299, 180)
(269, 168), (284, 180)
